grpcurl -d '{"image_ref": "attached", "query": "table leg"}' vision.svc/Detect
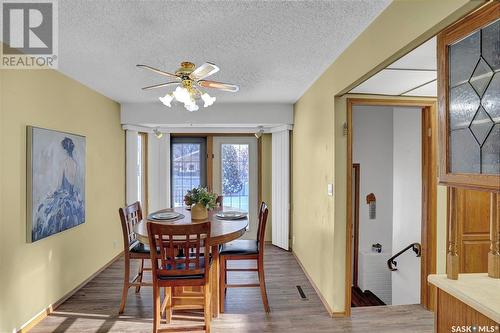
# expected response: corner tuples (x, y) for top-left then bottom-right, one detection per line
(211, 245), (220, 318)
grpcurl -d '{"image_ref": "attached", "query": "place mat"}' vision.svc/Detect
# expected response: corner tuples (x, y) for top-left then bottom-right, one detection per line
(216, 211), (247, 220)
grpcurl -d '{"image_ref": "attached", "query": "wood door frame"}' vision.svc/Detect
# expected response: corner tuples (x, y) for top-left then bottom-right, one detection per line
(352, 163), (360, 288)
(345, 98), (438, 316)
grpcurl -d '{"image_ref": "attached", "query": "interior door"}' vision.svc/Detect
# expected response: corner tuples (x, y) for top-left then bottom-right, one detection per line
(213, 137), (258, 240)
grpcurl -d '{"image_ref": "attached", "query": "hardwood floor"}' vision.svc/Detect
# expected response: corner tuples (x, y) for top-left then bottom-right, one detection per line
(30, 245), (433, 333)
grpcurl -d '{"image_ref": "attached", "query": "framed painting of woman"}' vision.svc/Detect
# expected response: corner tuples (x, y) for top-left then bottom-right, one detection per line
(27, 126), (86, 242)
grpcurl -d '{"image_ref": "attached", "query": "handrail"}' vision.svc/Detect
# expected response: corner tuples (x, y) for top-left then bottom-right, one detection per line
(387, 243), (421, 271)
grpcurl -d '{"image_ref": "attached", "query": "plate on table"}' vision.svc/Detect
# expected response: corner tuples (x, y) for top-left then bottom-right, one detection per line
(216, 211), (247, 220)
(148, 211), (182, 221)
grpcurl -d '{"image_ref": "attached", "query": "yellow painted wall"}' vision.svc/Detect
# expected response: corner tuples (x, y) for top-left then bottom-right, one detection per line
(0, 69), (124, 332)
(261, 134), (272, 242)
(292, 0), (483, 313)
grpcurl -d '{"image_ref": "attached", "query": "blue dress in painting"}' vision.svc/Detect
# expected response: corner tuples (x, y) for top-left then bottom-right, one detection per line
(33, 137), (85, 241)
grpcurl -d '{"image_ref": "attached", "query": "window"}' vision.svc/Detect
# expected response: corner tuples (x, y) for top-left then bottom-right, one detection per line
(171, 137), (207, 207)
(221, 143), (250, 212)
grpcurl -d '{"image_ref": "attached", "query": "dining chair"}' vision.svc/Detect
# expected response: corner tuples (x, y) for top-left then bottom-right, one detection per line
(215, 195), (224, 208)
(219, 202), (270, 313)
(147, 221), (212, 333)
(118, 201), (153, 314)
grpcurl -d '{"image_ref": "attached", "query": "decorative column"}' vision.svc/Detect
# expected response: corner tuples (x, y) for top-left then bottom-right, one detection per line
(447, 187), (459, 280)
(488, 192), (500, 279)
(271, 127), (291, 250)
(125, 130), (139, 205)
(148, 132), (170, 212)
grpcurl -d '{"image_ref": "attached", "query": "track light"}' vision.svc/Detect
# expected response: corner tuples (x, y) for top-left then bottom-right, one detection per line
(153, 128), (163, 139)
(254, 126), (264, 139)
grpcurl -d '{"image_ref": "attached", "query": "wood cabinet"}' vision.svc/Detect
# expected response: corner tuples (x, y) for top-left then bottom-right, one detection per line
(455, 189), (490, 273)
(435, 288), (498, 332)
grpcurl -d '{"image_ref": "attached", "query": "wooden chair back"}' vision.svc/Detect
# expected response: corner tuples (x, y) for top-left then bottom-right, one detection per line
(216, 195), (224, 207)
(119, 201), (143, 252)
(256, 202), (269, 255)
(147, 221), (211, 279)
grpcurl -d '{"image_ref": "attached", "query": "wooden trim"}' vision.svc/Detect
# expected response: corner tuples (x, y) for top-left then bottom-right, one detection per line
(437, 2), (500, 192)
(489, 192), (500, 278)
(346, 97), (438, 315)
(345, 98), (354, 317)
(352, 163), (360, 288)
(17, 251), (124, 333)
(292, 251), (335, 317)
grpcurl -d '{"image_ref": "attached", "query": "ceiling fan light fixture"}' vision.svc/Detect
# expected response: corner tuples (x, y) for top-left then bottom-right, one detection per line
(138, 61), (239, 112)
(201, 93), (216, 107)
(173, 86), (190, 104)
(185, 102), (199, 112)
(159, 93), (174, 107)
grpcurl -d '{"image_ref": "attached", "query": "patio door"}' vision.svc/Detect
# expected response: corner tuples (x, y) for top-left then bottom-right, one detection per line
(213, 137), (258, 239)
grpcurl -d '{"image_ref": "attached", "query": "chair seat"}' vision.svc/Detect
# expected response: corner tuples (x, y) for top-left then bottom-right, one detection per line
(157, 257), (209, 281)
(220, 240), (258, 256)
(130, 242), (158, 254)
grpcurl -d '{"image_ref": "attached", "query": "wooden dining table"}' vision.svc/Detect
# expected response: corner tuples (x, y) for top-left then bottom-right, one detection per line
(133, 206), (248, 318)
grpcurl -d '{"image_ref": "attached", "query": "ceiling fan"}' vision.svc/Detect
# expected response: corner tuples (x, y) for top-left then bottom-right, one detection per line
(137, 61), (239, 111)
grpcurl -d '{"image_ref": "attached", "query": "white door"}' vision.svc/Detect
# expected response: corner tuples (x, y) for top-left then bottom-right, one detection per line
(213, 137), (258, 240)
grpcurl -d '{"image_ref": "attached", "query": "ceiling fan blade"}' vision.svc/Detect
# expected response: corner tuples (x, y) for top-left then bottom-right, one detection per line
(141, 82), (179, 90)
(190, 62), (220, 80)
(197, 80), (239, 92)
(136, 64), (179, 79)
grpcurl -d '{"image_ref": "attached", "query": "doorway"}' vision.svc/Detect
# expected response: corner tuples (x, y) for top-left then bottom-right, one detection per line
(212, 136), (259, 239)
(345, 98), (437, 315)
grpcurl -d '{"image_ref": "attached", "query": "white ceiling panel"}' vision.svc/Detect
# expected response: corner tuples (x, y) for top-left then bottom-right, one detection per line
(388, 37), (436, 70)
(350, 69), (437, 95)
(402, 80), (437, 97)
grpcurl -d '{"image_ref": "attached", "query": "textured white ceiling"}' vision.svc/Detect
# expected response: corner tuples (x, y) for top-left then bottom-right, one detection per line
(56, 0), (391, 104)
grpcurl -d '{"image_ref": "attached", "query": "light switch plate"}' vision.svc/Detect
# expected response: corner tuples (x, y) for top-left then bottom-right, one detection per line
(327, 183), (333, 196)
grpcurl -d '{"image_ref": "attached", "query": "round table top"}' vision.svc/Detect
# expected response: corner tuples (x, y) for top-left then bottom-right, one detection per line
(133, 207), (248, 246)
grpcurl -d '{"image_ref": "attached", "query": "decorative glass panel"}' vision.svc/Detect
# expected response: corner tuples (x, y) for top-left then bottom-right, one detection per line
(449, 83), (480, 130)
(482, 124), (500, 174)
(449, 19), (500, 175)
(470, 58), (494, 96)
(482, 72), (500, 123)
(482, 19), (500, 71)
(450, 129), (480, 173)
(450, 31), (480, 87)
(470, 107), (494, 145)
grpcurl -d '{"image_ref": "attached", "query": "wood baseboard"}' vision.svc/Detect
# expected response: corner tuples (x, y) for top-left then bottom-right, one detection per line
(292, 251), (338, 317)
(17, 250), (124, 333)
